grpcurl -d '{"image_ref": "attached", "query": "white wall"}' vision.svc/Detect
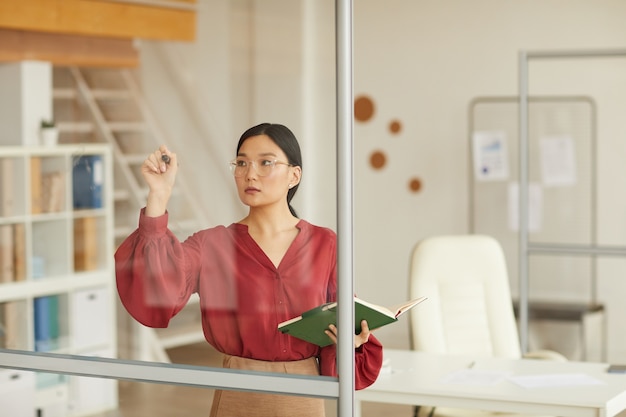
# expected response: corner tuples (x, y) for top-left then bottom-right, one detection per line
(351, 0), (626, 358)
(0, 61), (53, 146)
(139, 0), (626, 360)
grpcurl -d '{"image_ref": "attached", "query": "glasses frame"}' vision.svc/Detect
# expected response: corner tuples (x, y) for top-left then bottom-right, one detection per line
(229, 158), (293, 177)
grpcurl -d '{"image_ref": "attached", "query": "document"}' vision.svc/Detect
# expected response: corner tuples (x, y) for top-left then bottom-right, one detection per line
(441, 369), (510, 386)
(508, 182), (542, 232)
(508, 373), (605, 388)
(472, 131), (510, 181)
(539, 135), (577, 187)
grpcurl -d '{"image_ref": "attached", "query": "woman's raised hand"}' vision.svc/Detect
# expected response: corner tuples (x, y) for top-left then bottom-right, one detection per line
(142, 145), (178, 217)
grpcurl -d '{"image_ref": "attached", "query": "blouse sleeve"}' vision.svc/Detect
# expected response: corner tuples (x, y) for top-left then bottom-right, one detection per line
(114, 208), (200, 328)
(317, 334), (383, 390)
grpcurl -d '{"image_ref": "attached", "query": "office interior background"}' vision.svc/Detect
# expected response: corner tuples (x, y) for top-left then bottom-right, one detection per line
(2, 0), (626, 415)
(138, 0), (626, 360)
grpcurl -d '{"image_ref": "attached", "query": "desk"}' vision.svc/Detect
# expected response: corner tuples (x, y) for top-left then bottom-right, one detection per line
(356, 349), (626, 417)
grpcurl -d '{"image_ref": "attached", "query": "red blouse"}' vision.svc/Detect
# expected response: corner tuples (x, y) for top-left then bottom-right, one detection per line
(115, 209), (382, 389)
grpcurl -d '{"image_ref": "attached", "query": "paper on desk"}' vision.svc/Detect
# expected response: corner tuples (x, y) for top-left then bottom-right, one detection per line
(508, 373), (606, 389)
(441, 369), (510, 386)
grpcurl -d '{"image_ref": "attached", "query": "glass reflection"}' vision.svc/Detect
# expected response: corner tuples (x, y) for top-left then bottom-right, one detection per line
(0, 3), (352, 416)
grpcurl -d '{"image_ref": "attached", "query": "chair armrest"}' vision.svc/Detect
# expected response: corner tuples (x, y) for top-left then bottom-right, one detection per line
(523, 349), (568, 362)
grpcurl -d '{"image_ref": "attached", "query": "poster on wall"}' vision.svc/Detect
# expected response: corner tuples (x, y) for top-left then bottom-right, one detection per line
(472, 131), (509, 181)
(508, 182), (543, 232)
(539, 135), (577, 187)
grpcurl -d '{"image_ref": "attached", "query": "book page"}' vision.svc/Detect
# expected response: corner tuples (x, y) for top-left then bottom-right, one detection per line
(356, 296), (427, 318)
(354, 297), (395, 318)
(390, 296), (427, 317)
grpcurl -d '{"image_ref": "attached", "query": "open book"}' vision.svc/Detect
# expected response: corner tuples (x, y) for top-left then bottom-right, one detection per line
(278, 296), (427, 347)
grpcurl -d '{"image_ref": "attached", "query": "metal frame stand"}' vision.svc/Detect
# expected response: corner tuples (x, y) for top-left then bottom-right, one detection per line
(518, 49), (626, 358)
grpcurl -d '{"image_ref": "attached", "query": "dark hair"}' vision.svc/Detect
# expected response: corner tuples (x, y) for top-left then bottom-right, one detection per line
(236, 123), (302, 217)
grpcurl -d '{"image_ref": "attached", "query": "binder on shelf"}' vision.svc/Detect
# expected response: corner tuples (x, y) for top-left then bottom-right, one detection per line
(74, 217), (99, 271)
(31, 254), (48, 355)
(72, 155), (103, 209)
(34, 295), (60, 352)
(48, 295), (59, 343)
(34, 296), (51, 351)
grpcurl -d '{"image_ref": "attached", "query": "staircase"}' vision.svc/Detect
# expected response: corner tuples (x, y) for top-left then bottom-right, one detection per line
(52, 66), (206, 362)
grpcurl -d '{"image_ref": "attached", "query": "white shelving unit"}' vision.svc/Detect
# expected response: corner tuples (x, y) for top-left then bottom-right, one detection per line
(0, 144), (117, 417)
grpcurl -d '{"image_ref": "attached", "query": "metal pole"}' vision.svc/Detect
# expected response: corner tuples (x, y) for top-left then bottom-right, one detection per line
(336, 0), (355, 415)
(518, 51), (529, 354)
(0, 350), (339, 398)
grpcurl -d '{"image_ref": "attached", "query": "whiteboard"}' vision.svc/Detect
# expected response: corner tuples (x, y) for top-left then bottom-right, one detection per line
(469, 96), (595, 302)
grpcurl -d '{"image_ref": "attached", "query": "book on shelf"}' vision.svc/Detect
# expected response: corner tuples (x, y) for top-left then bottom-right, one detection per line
(0, 304), (6, 348)
(12, 224), (25, 281)
(31, 160), (66, 214)
(0, 302), (20, 349)
(0, 158), (16, 283)
(0, 224), (26, 283)
(41, 171), (65, 213)
(278, 296), (428, 347)
(31, 157), (43, 214)
(72, 155), (103, 209)
(0, 225), (14, 283)
(74, 217), (98, 271)
(0, 158), (14, 216)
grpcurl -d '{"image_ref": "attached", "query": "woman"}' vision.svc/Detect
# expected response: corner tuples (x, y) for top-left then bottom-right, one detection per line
(115, 123), (383, 416)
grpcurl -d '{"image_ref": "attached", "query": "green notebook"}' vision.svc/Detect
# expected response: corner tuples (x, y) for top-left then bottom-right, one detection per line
(278, 296), (427, 347)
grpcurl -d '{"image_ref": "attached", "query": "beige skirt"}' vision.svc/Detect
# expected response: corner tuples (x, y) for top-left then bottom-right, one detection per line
(209, 355), (326, 417)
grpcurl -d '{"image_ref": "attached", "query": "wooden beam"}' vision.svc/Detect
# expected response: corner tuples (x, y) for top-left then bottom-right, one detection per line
(0, 0), (196, 41)
(0, 29), (139, 68)
(95, 0), (197, 12)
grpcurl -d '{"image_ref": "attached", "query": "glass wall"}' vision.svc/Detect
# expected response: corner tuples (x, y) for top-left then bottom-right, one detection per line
(0, 1), (357, 416)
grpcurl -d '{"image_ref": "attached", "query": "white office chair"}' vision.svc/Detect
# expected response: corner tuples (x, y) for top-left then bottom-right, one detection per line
(408, 234), (566, 417)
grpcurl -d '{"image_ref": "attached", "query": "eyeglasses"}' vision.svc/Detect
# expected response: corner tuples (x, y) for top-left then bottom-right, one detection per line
(229, 158), (293, 177)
